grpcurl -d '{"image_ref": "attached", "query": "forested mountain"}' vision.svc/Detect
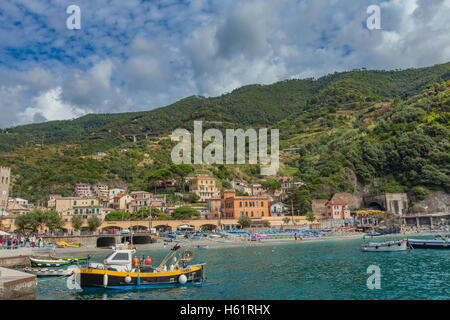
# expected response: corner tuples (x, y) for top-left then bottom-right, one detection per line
(0, 62), (449, 204)
(1, 62), (449, 152)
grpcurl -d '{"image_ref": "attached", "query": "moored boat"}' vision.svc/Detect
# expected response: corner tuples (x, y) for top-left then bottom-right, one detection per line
(30, 257), (73, 267)
(408, 235), (450, 249)
(30, 256), (90, 267)
(23, 266), (77, 277)
(361, 239), (408, 252)
(67, 243), (205, 290)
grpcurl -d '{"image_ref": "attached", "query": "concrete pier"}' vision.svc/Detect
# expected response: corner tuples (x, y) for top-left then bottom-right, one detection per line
(0, 267), (36, 300)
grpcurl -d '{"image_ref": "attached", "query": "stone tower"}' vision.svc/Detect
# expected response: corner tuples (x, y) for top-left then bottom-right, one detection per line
(0, 167), (11, 211)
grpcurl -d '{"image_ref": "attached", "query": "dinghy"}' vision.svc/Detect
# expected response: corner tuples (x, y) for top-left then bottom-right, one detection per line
(361, 239), (408, 252)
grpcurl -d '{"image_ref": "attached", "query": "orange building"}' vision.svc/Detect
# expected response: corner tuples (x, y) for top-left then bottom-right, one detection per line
(222, 189), (269, 219)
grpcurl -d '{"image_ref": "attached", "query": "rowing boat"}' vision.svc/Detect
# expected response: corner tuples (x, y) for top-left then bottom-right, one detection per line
(361, 239), (408, 252)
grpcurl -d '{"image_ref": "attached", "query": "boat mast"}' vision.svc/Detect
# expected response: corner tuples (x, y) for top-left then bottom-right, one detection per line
(158, 244), (181, 269)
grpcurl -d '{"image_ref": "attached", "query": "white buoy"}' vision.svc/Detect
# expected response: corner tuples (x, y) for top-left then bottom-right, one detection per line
(125, 275), (132, 283)
(178, 274), (187, 284)
(103, 273), (108, 287)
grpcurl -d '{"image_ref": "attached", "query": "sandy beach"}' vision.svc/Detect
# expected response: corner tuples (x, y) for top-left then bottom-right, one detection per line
(2, 230), (446, 258)
(28, 232), (367, 256)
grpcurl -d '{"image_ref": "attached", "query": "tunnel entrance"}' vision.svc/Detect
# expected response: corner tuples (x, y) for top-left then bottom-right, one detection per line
(121, 235), (155, 244)
(97, 237), (116, 248)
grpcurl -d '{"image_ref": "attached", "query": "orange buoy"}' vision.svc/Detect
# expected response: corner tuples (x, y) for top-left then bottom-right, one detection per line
(132, 257), (139, 266)
(229, 254), (232, 256)
(144, 257), (152, 265)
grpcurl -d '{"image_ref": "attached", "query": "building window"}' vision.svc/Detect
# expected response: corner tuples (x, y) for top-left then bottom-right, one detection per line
(239, 201), (242, 207)
(251, 212), (254, 217)
(261, 201), (263, 207)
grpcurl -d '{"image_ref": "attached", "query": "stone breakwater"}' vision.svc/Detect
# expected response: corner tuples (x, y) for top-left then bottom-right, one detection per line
(0, 267), (36, 300)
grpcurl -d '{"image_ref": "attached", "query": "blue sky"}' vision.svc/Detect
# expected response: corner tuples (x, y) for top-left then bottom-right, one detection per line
(0, 0), (449, 128)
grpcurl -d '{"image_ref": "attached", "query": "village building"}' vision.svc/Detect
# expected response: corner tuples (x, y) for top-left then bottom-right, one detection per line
(0, 167), (11, 214)
(221, 189), (269, 219)
(109, 188), (125, 198)
(93, 183), (109, 201)
(230, 180), (252, 195)
(207, 198), (222, 219)
(188, 175), (218, 201)
(270, 201), (289, 216)
(113, 193), (134, 212)
(48, 196), (99, 213)
(323, 201), (351, 220)
(74, 183), (93, 198)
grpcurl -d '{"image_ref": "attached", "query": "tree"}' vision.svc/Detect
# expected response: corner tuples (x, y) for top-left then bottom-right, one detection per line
(185, 193), (200, 203)
(45, 210), (64, 232)
(171, 206), (200, 219)
(148, 168), (173, 192)
(263, 220), (271, 228)
(30, 209), (47, 232)
(238, 216), (252, 228)
(285, 186), (312, 215)
(261, 179), (282, 192)
(282, 217), (290, 225)
(14, 214), (32, 232)
(71, 215), (83, 231)
(87, 216), (101, 232)
(306, 211), (316, 222)
(169, 164), (194, 192)
(105, 211), (129, 221)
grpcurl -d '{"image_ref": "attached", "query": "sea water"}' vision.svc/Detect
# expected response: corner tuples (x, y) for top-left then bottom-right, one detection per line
(35, 238), (449, 300)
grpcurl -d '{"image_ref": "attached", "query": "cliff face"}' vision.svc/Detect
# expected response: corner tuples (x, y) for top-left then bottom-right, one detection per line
(330, 192), (363, 210)
(411, 191), (450, 215)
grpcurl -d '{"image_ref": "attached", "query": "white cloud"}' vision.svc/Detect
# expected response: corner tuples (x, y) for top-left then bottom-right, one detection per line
(0, 0), (449, 128)
(18, 87), (88, 124)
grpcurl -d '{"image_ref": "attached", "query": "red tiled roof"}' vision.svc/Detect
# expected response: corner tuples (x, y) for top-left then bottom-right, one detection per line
(326, 201), (348, 205)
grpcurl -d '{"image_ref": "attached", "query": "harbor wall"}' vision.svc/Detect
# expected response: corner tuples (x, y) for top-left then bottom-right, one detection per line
(0, 267), (36, 300)
(0, 256), (30, 268)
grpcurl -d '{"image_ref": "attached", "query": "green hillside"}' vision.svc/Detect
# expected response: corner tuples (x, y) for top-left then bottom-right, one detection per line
(1, 62), (450, 153)
(0, 62), (449, 204)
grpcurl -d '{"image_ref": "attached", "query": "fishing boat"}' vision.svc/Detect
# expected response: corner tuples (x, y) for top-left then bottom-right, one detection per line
(30, 257), (72, 267)
(361, 239), (408, 252)
(53, 256), (90, 262)
(67, 243), (205, 290)
(30, 255), (90, 267)
(23, 266), (77, 277)
(407, 235), (450, 249)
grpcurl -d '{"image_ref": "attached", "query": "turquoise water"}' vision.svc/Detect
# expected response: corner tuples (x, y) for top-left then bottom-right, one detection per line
(35, 238), (449, 300)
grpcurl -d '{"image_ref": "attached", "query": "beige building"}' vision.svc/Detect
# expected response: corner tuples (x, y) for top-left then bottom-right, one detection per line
(0, 167), (11, 212)
(93, 183), (109, 200)
(48, 197), (99, 213)
(207, 198), (222, 219)
(113, 194), (134, 212)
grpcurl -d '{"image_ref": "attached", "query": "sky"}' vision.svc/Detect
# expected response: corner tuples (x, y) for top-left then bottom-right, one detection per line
(0, 0), (449, 128)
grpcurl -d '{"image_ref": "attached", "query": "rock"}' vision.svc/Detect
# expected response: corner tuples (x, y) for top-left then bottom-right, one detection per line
(411, 191), (450, 215)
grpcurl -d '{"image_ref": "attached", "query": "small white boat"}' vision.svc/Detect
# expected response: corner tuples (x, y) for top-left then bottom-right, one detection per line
(361, 239), (408, 252)
(23, 266), (77, 277)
